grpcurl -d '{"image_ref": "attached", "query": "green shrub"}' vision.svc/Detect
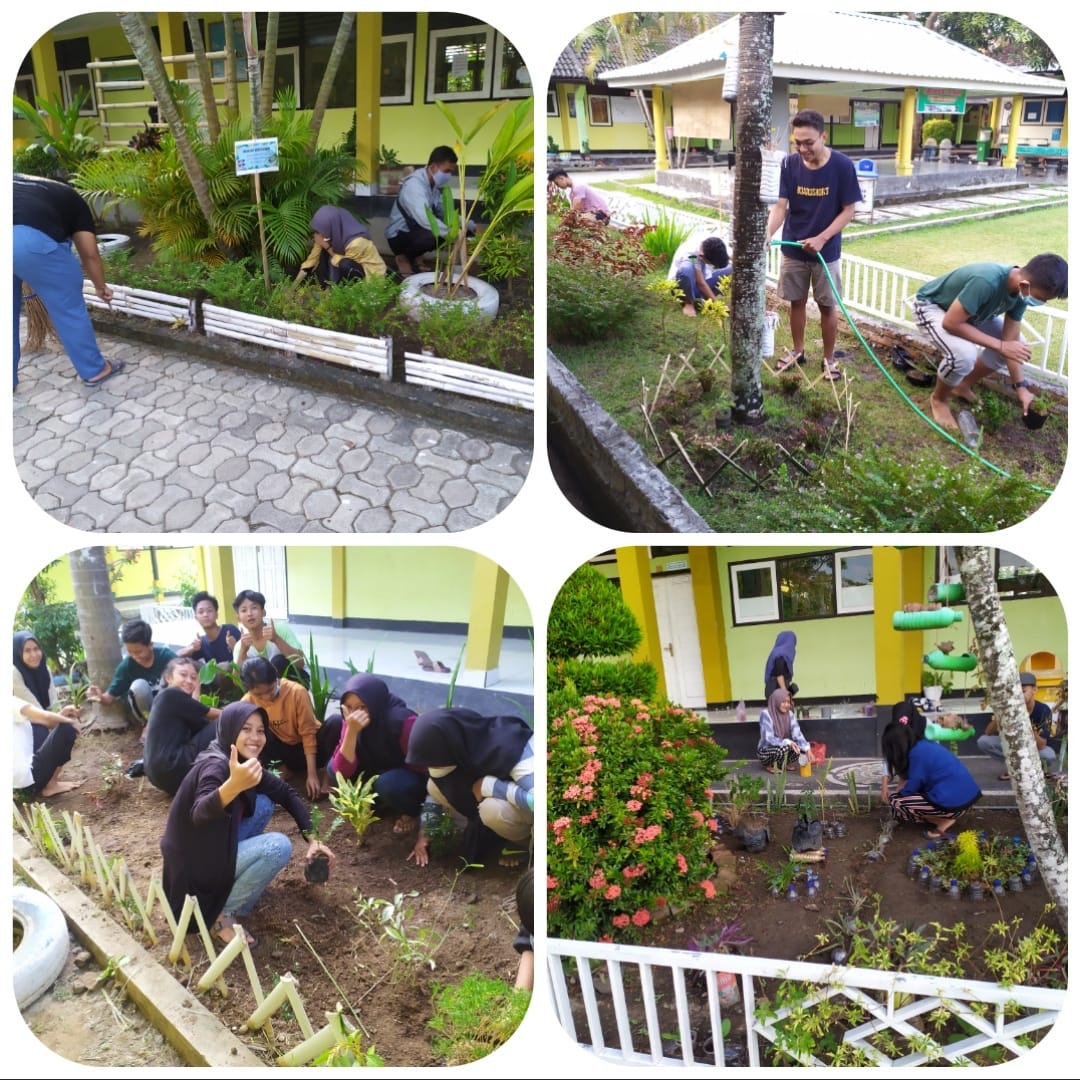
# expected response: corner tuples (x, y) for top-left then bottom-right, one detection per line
(548, 564), (643, 660)
(14, 600), (81, 672)
(921, 118), (957, 145)
(638, 210), (692, 265)
(428, 974), (530, 1064)
(548, 695), (728, 941)
(204, 258), (285, 312)
(548, 263), (642, 344)
(548, 658), (659, 714)
(304, 273), (402, 337)
(14, 144), (66, 180)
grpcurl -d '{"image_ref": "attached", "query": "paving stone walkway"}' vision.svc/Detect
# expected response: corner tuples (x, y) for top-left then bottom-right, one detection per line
(13, 329), (531, 533)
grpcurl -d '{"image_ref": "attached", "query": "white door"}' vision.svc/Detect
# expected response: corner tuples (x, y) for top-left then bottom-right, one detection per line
(232, 546), (289, 616)
(652, 574), (707, 709)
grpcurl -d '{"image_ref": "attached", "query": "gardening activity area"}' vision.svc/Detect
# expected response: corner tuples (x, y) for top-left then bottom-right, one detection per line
(546, 549), (1067, 1066)
(548, 198), (1067, 532)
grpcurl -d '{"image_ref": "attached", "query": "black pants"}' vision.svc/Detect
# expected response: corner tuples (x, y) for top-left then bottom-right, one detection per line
(261, 714), (343, 773)
(310, 249), (366, 286)
(387, 220), (437, 263)
(31, 721), (77, 792)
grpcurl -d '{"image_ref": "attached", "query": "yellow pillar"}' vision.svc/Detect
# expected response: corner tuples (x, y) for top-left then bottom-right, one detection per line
(463, 556), (509, 687)
(651, 84), (669, 171)
(872, 547), (925, 705)
(615, 547), (666, 699)
(354, 13), (381, 187)
(895, 87), (916, 176)
(689, 548), (729, 704)
(559, 86), (572, 154)
(205, 547), (237, 614)
(157, 13), (188, 80)
(28, 35), (62, 136)
(1002, 94), (1022, 169)
(329, 547), (346, 627)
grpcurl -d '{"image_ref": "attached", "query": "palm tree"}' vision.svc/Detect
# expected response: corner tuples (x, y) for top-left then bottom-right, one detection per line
(307, 13), (357, 154)
(957, 546), (1066, 927)
(728, 13), (773, 426)
(222, 13), (239, 113)
(258, 11), (280, 133)
(69, 547), (123, 719)
(119, 12), (218, 238)
(242, 12), (263, 136)
(185, 12), (220, 140)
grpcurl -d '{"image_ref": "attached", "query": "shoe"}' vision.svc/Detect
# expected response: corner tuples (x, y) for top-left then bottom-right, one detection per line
(776, 350), (805, 373)
(822, 358), (842, 381)
(997, 772), (1010, 781)
(125, 758), (145, 779)
(82, 358), (126, 386)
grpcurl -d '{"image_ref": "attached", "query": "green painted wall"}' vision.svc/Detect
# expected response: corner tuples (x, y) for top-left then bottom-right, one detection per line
(31, 546), (200, 604)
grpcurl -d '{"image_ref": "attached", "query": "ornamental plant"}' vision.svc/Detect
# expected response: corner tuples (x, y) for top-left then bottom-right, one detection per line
(547, 694), (728, 942)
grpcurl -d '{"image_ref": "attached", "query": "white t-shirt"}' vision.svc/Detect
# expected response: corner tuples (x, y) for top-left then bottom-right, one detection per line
(668, 232), (731, 279)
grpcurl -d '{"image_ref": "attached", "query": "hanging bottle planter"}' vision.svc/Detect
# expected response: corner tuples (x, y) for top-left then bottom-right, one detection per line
(928, 581), (965, 604)
(892, 608), (964, 630)
(924, 649), (978, 672)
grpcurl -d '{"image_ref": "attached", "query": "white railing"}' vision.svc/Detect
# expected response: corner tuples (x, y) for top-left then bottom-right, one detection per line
(766, 246), (1069, 385)
(606, 193), (732, 249)
(548, 937), (1064, 1068)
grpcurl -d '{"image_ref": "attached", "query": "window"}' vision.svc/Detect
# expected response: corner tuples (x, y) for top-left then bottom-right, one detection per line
(494, 33), (530, 98)
(427, 25), (493, 101)
(1022, 99), (1044, 123)
(730, 549), (874, 625)
(13, 74), (35, 109)
(381, 34), (413, 104)
(588, 94), (612, 126)
(547, 90), (559, 117)
(1045, 98), (1066, 125)
(936, 547), (1056, 601)
(61, 69), (96, 115)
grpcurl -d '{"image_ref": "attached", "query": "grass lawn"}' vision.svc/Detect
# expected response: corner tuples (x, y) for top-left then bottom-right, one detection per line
(549, 225), (1066, 531)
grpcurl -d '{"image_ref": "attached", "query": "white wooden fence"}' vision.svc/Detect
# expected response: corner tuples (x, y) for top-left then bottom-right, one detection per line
(548, 937), (1064, 1068)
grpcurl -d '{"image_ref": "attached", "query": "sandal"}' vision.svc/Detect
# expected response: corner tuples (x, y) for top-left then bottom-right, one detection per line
(82, 358), (126, 386)
(822, 359), (842, 381)
(499, 847), (527, 869)
(924, 829), (946, 840)
(762, 765), (777, 774)
(212, 915), (257, 948)
(776, 350), (805, 374)
(998, 772), (1010, 781)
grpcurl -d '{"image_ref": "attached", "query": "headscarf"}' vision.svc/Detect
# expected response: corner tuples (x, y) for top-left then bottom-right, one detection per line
(13, 630), (53, 710)
(766, 687), (794, 742)
(337, 673), (414, 773)
(310, 205), (371, 253)
(764, 631), (797, 687)
(406, 708), (533, 819)
(198, 700), (267, 762)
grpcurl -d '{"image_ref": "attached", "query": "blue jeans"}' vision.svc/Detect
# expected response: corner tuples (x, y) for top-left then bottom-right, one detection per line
(223, 829), (293, 917)
(237, 794), (274, 842)
(675, 263), (730, 305)
(13, 224), (109, 386)
(374, 768), (429, 818)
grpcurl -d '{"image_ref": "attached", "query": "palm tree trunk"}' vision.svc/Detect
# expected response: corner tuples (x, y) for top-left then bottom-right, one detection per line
(119, 12), (218, 237)
(957, 545), (1067, 927)
(729, 13), (773, 426)
(307, 14), (357, 154)
(222, 13), (238, 113)
(185, 13), (220, 141)
(259, 11), (280, 129)
(242, 12), (263, 136)
(69, 548), (126, 724)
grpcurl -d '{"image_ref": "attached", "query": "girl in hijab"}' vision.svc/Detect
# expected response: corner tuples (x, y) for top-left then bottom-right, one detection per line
(764, 631), (799, 698)
(143, 657), (222, 796)
(881, 699), (980, 838)
(12, 630), (82, 796)
(327, 674), (430, 863)
(160, 701), (335, 947)
(294, 205), (387, 286)
(406, 708), (534, 866)
(757, 687), (810, 773)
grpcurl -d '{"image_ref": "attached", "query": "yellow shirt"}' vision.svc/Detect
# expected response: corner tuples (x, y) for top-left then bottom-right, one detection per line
(300, 235), (386, 279)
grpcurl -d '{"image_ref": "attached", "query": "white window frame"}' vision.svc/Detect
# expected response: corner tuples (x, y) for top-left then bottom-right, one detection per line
(588, 93), (612, 126)
(62, 68), (97, 115)
(546, 89), (559, 117)
(730, 560), (779, 625)
(13, 74), (35, 109)
(427, 25), (494, 102)
(493, 32), (530, 99)
(380, 33), (414, 105)
(835, 548), (874, 615)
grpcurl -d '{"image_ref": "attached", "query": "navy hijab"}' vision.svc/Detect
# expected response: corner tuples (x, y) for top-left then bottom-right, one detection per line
(764, 631), (797, 687)
(14, 630), (54, 710)
(337, 673), (415, 773)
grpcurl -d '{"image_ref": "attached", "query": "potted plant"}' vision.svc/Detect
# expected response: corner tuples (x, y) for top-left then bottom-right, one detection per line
(721, 773), (764, 837)
(791, 787), (824, 853)
(400, 96), (533, 321)
(922, 666), (954, 707)
(377, 144), (405, 196)
(687, 922), (753, 1006)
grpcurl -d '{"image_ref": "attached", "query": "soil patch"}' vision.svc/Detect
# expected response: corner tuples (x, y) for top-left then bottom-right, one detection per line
(17, 728), (528, 1068)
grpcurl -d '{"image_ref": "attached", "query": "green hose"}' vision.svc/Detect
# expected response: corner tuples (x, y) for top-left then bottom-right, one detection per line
(770, 240), (1052, 495)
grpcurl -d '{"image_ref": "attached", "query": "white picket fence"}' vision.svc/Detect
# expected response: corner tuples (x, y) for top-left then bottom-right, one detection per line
(548, 937), (1064, 1068)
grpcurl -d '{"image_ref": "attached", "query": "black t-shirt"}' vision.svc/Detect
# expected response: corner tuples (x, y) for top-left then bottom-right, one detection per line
(143, 687), (214, 794)
(13, 174), (96, 242)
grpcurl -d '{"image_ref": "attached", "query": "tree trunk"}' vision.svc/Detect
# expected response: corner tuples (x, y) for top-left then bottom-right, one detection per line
(242, 12), (263, 137)
(120, 12), (218, 237)
(69, 548), (126, 725)
(728, 13), (773, 426)
(307, 13), (356, 154)
(222, 13), (238, 113)
(185, 13), (220, 141)
(259, 11), (280, 130)
(957, 545), (1067, 927)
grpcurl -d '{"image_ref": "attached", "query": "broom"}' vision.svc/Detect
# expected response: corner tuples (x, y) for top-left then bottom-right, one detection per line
(20, 282), (60, 352)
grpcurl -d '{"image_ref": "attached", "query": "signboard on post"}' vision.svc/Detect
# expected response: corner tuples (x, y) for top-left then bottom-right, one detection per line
(916, 89), (967, 115)
(234, 137), (281, 286)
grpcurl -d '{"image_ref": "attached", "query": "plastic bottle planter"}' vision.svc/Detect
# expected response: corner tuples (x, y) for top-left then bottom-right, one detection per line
(924, 649), (978, 673)
(928, 582), (965, 604)
(892, 608), (964, 630)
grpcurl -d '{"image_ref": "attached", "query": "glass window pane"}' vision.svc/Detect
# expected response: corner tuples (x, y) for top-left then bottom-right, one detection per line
(778, 554), (834, 620)
(381, 38), (409, 100)
(432, 30), (487, 95)
(838, 550), (873, 612)
(733, 564), (776, 622)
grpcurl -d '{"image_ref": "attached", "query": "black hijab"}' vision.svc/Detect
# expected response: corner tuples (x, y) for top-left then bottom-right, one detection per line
(337, 673), (414, 773)
(14, 630), (53, 710)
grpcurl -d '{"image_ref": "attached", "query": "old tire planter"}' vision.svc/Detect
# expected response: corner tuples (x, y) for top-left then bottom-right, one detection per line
(400, 272), (500, 321)
(13, 885), (69, 1010)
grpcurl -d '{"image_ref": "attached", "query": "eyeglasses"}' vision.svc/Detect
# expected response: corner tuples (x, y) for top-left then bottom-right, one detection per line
(793, 136), (820, 149)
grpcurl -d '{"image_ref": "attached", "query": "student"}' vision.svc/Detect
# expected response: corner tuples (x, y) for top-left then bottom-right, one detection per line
(547, 168), (611, 224)
(178, 592), (241, 666)
(294, 206), (387, 286)
(160, 701), (335, 947)
(977, 671), (1058, 780)
(668, 235), (732, 317)
(757, 688), (809, 774)
(912, 253), (1068, 430)
(87, 619), (177, 721)
(763, 631), (799, 699)
(231, 589), (307, 685)
(143, 658), (222, 796)
(882, 701), (981, 838)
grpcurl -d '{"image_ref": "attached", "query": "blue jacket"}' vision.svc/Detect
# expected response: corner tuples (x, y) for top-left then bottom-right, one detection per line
(900, 738), (980, 809)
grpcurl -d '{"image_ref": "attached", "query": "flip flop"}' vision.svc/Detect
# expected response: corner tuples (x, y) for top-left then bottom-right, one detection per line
(998, 772), (1010, 781)
(82, 358), (126, 386)
(776, 351), (805, 374)
(924, 828), (946, 840)
(212, 916), (257, 948)
(904, 369), (934, 388)
(1021, 409), (1046, 430)
(499, 847), (527, 869)
(822, 359), (841, 381)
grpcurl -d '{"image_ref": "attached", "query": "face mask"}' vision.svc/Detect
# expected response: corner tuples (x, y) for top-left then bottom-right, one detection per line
(433, 170), (454, 189)
(1019, 282), (1045, 307)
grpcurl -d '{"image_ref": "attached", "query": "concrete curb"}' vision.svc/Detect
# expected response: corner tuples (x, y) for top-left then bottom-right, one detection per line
(13, 834), (264, 1068)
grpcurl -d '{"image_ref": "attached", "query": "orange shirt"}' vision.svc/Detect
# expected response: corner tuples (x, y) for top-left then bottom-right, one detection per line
(243, 679), (319, 756)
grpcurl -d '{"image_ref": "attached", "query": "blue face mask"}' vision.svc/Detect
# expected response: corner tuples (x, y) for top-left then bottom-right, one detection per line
(1024, 296), (1045, 308)
(433, 170), (454, 189)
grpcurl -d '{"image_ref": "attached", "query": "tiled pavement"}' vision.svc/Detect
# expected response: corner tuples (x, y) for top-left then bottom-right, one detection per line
(13, 329), (531, 533)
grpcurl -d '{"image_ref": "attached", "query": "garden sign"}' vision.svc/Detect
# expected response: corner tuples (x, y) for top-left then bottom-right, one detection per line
(234, 136), (280, 287)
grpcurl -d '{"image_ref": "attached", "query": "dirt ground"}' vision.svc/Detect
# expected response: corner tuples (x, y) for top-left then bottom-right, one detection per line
(16, 727), (530, 1068)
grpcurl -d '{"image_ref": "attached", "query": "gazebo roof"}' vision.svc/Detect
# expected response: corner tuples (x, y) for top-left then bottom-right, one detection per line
(601, 11), (1065, 98)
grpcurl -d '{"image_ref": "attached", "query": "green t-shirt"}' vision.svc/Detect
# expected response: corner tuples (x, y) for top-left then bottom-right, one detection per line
(916, 262), (1028, 326)
(105, 645), (177, 697)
